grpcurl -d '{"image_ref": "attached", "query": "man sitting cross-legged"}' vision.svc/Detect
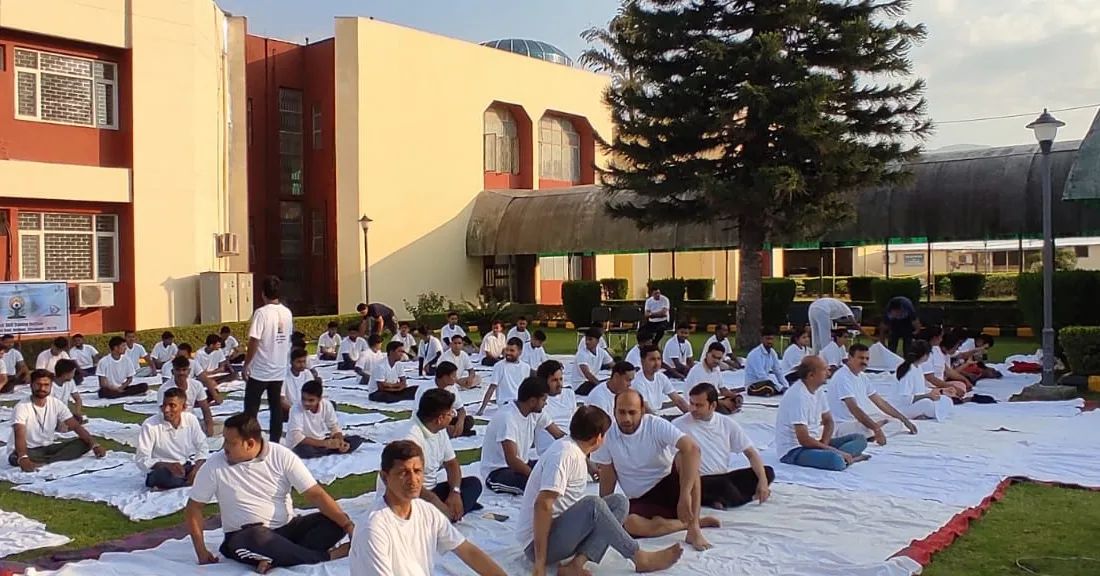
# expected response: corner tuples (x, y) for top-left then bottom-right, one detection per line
(50, 359), (85, 424)
(369, 341), (419, 403)
(775, 356), (869, 471)
(7, 369), (106, 471)
(349, 440), (505, 576)
(439, 334), (481, 389)
(68, 333), (99, 384)
(416, 325), (444, 375)
(631, 344), (690, 415)
(338, 325), (369, 371)
(662, 325), (695, 380)
(161, 356), (216, 437)
(475, 337), (532, 416)
(480, 321), (509, 366)
(572, 328), (614, 396)
(586, 361), (636, 419)
(150, 331), (178, 371)
(353, 334), (386, 385)
(592, 389), (719, 551)
(480, 376), (564, 495)
(744, 327), (788, 396)
(520, 406), (684, 576)
(414, 361), (476, 438)
(624, 332), (655, 371)
(674, 383), (774, 510)
(685, 342), (744, 415)
(282, 348), (322, 417)
(284, 380), (365, 459)
(827, 343), (918, 445)
(194, 334), (231, 385)
(317, 321), (341, 361)
(186, 414), (354, 573)
(818, 328), (851, 375)
(700, 323), (741, 370)
(35, 336), (70, 374)
(521, 330), (550, 369)
(136, 387), (209, 490)
(97, 336), (150, 399)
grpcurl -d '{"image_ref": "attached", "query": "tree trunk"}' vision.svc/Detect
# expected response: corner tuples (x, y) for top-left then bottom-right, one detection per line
(737, 216), (765, 349)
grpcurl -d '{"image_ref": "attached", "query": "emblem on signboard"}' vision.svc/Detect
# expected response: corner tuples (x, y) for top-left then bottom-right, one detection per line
(8, 296), (26, 319)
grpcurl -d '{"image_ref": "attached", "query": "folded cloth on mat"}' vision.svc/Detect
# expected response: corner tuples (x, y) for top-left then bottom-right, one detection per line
(0, 509), (70, 557)
(303, 442), (385, 484)
(361, 420), (488, 452)
(971, 370), (1041, 401)
(80, 418), (142, 447)
(0, 451), (131, 485)
(14, 464), (193, 521)
(215, 380), (246, 394)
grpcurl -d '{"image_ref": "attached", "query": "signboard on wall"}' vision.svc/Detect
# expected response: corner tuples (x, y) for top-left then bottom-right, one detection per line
(903, 253), (925, 267)
(0, 282), (70, 335)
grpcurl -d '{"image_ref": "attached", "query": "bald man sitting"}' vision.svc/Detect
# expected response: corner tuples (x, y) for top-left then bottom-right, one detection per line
(774, 356), (869, 471)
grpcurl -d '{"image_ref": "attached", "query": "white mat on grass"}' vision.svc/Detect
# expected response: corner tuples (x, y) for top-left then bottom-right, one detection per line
(360, 420), (489, 452)
(14, 464), (192, 521)
(303, 442), (385, 485)
(0, 509), (70, 558)
(80, 389), (158, 408)
(0, 451), (131, 485)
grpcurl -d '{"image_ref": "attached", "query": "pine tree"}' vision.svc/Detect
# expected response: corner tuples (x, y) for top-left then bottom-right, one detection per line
(584, 0), (930, 347)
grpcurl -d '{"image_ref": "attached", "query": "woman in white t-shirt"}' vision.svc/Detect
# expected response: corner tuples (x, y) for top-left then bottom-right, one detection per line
(779, 329), (811, 377)
(895, 341), (952, 421)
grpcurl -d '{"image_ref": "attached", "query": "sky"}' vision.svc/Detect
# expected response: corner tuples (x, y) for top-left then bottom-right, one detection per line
(218, 0), (1100, 150)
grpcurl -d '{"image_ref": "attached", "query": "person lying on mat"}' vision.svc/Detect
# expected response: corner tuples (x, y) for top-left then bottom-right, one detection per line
(662, 325), (695, 380)
(894, 341), (952, 421)
(674, 383), (774, 510)
(818, 328), (851, 375)
(136, 387), (209, 490)
(317, 321), (341, 361)
(7, 369), (105, 471)
(283, 347), (322, 416)
(592, 389), (719, 551)
(631, 345), (690, 415)
(775, 356), (869, 471)
(586, 361), (636, 419)
(535, 360), (580, 456)
(827, 344), (918, 444)
(479, 321), (508, 367)
(284, 380), (365, 459)
(97, 336), (150, 399)
(384, 388), (484, 520)
(339, 325), (369, 371)
(521, 329), (550, 369)
(700, 323), (741, 370)
(367, 342), (418, 404)
(415, 361), (476, 438)
(476, 338), (532, 416)
(160, 356), (216, 436)
(520, 406), (684, 576)
(350, 440), (505, 576)
(50, 359), (85, 425)
(186, 414), (353, 573)
(744, 327), (788, 396)
(686, 342), (744, 415)
(624, 332), (655, 371)
(439, 334), (481, 389)
(480, 377), (563, 495)
(572, 327), (614, 396)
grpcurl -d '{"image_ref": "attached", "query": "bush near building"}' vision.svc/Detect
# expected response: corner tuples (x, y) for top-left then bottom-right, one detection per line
(684, 278), (716, 300)
(599, 278), (629, 300)
(646, 278), (687, 311)
(947, 273), (986, 300)
(1059, 326), (1100, 376)
(762, 278), (797, 329)
(1018, 271), (1100, 332)
(848, 276), (876, 301)
(561, 280), (603, 327)
(871, 278), (922, 310)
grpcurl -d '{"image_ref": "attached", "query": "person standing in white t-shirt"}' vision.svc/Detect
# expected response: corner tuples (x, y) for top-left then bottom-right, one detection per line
(662, 325), (695, 380)
(774, 356), (868, 471)
(630, 345), (690, 414)
(243, 275), (294, 442)
(685, 342), (743, 415)
(7, 369), (105, 470)
(642, 287), (671, 342)
(827, 344), (917, 443)
(476, 338), (532, 416)
(480, 377), (563, 494)
(520, 406), (684, 576)
(349, 440), (505, 576)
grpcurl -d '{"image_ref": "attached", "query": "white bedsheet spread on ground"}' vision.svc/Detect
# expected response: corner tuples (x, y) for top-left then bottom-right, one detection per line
(0, 509), (70, 558)
(302, 442), (385, 485)
(14, 464), (192, 521)
(0, 451), (131, 485)
(80, 389), (159, 408)
(360, 420), (488, 452)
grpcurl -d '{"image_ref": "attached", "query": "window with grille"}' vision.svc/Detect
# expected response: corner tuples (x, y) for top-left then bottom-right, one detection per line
(484, 108), (519, 174)
(1074, 245), (1090, 258)
(279, 88), (304, 196)
(18, 212), (118, 282)
(312, 104), (323, 150)
(13, 47), (118, 129)
(539, 116), (580, 183)
(311, 209), (326, 256)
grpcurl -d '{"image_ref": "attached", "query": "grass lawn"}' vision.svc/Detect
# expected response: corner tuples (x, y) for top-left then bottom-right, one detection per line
(923, 482), (1100, 576)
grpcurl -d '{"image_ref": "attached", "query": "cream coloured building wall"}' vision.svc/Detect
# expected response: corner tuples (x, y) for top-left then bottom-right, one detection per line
(336, 18), (614, 316)
(611, 249), (772, 301)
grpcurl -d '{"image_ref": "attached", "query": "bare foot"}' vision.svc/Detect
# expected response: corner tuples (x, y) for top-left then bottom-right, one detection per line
(699, 516), (721, 528)
(633, 543), (683, 573)
(851, 454), (872, 464)
(254, 560), (272, 574)
(558, 556), (593, 576)
(329, 542), (351, 560)
(686, 528), (713, 551)
(710, 502), (726, 511)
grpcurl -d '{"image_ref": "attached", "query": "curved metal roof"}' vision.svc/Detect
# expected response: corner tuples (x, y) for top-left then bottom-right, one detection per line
(480, 39), (573, 66)
(467, 140), (1100, 256)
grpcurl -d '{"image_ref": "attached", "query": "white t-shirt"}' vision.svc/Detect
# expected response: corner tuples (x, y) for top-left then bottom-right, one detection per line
(151, 342), (178, 364)
(194, 348), (226, 374)
(371, 359), (404, 393)
(506, 327), (531, 344)
(818, 341), (848, 368)
(774, 381), (829, 457)
(673, 413), (753, 476)
(684, 362), (722, 390)
(625, 345), (642, 370)
(341, 337), (369, 362)
(158, 378), (208, 409)
(897, 364), (929, 403)
(189, 441), (316, 532)
(480, 403), (551, 479)
(663, 338), (693, 367)
(520, 342), (549, 369)
(2, 348), (25, 374)
(355, 349), (385, 375)
(490, 360), (531, 406)
(631, 371), (676, 412)
(591, 415), (684, 498)
(285, 400), (341, 448)
(413, 383), (462, 412)
(282, 368), (314, 408)
(955, 338), (976, 359)
(161, 357), (202, 381)
(96, 354), (136, 389)
(700, 335), (733, 361)
(585, 383), (617, 419)
(780, 344), (809, 374)
(516, 438), (590, 546)
(440, 324), (467, 342)
(809, 298), (854, 320)
(480, 332), (507, 358)
(439, 349), (474, 375)
(417, 337), (444, 364)
(826, 365), (879, 423)
(537, 388), (576, 451)
(134, 412), (209, 472)
(35, 349), (69, 373)
(571, 346), (612, 383)
(318, 332), (341, 355)
(921, 345), (948, 380)
(392, 333), (417, 353)
(7, 397), (73, 456)
(398, 418), (456, 490)
(50, 379), (78, 404)
(645, 295), (671, 323)
(224, 335), (240, 356)
(68, 345), (97, 370)
(869, 342), (904, 372)
(124, 343), (148, 371)
(349, 499), (466, 576)
(246, 303), (294, 381)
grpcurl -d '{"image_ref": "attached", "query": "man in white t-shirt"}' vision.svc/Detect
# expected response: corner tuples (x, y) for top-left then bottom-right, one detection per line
(572, 327), (613, 395)
(186, 414), (353, 571)
(480, 377), (563, 495)
(827, 344), (917, 443)
(642, 287), (671, 342)
(284, 380), (365, 459)
(675, 383), (773, 509)
(775, 356), (869, 471)
(631, 345), (690, 414)
(624, 332), (655, 371)
(807, 297), (856, 354)
(349, 440), (504, 576)
(339, 326), (369, 371)
(744, 327), (788, 396)
(439, 335), (480, 389)
(476, 337), (531, 416)
(521, 330), (550, 368)
(97, 336), (149, 399)
(415, 325), (444, 374)
(67, 333), (99, 383)
(317, 322), (342, 361)
(535, 360), (579, 455)
(1, 334), (30, 388)
(506, 316), (532, 345)
(685, 342), (743, 415)
(35, 336), (70, 374)
(586, 361), (635, 419)
(479, 321), (508, 366)
(662, 325), (695, 380)
(150, 331), (178, 371)
(520, 406), (683, 576)
(921, 329), (969, 398)
(369, 342), (418, 403)
(123, 330), (155, 377)
(160, 356), (215, 436)
(50, 359), (84, 424)
(592, 389), (716, 551)
(415, 362), (475, 438)
(282, 348), (321, 414)
(243, 276), (294, 443)
(391, 321), (417, 361)
(7, 369), (105, 470)
(195, 334), (230, 383)
(699, 323), (741, 370)
(136, 387), (209, 490)
(818, 328), (851, 374)
(219, 326), (244, 364)
(440, 312), (467, 344)
(353, 335), (386, 385)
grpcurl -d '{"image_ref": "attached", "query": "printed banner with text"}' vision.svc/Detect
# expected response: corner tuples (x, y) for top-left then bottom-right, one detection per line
(0, 282), (70, 335)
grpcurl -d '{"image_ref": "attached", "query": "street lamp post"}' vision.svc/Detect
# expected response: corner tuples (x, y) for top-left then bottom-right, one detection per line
(1026, 109), (1065, 388)
(359, 215), (373, 305)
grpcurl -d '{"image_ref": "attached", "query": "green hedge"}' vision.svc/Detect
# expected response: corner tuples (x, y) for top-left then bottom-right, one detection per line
(982, 273), (1019, 298)
(599, 278), (629, 300)
(848, 277), (875, 301)
(762, 278), (797, 328)
(947, 273), (985, 300)
(685, 278), (716, 301)
(647, 278), (687, 311)
(1017, 271), (1100, 333)
(1060, 326), (1100, 376)
(872, 278), (922, 310)
(797, 276), (850, 297)
(562, 281), (602, 327)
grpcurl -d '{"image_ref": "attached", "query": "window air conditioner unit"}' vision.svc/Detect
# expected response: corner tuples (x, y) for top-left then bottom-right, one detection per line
(216, 232), (240, 257)
(77, 283), (115, 308)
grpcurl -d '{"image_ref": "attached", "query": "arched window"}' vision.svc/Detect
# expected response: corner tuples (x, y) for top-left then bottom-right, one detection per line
(539, 116), (581, 183)
(484, 107), (519, 174)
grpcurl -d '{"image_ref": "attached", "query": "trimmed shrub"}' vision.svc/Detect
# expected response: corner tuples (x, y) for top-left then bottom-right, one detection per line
(599, 278), (629, 300)
(685, 278), (716, 301)
(1018, 271), (1100, 334)
(647, 278), (687, 311)
(871, 278), (922, 310)
(761, 278), (797, 328)
(1060, 326), (1100, 376)
(982, 273), (1018, 298)
(562, 281), (603, 327)
(848, 276), (875, 302)
(801, 277), (850, 297)
(947, 273), (985, 301)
